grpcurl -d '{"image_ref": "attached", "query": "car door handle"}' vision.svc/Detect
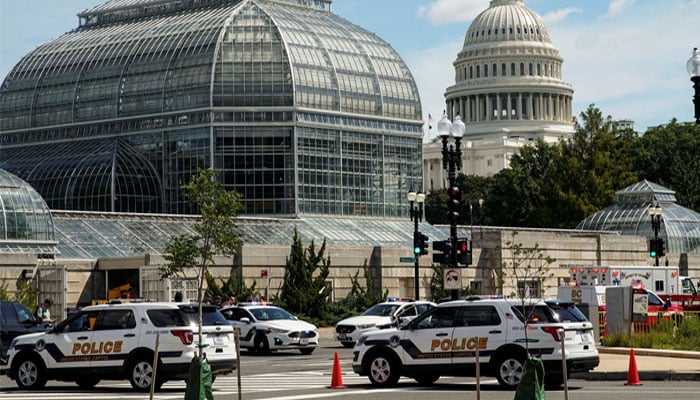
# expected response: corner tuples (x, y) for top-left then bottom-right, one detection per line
(489, 330), (502, 334)
(124, 333), (136, 337)
(77, 336), (89, 340)
(436, 333), (449, 337)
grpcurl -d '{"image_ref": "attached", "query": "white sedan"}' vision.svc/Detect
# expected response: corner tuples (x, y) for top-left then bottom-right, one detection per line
(220, 305), (318, 355)
(334, 300), (435, 347)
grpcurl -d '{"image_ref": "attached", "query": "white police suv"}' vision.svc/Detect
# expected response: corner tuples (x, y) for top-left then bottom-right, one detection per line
(2, 302), (236, 391)
(352, 297), (599, 389)
(335, 299), (435, 348)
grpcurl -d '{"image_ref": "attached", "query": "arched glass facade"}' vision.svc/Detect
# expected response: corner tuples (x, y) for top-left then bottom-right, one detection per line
(0, 169), (54, 242)
(0, 0), (423, 217)
(577, 180), (700, 254)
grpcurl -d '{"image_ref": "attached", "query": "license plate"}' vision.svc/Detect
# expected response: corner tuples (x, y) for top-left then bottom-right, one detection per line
(338, 334), (348, 341)
(213, 336), (224, 346)
(300, 338), (308, 345)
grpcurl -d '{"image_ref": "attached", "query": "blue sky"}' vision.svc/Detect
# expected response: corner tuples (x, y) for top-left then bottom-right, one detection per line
(1, 0), (698, 133)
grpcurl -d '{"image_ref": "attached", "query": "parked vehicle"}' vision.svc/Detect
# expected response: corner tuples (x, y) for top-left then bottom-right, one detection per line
(2, 302), (236, 391)
(0, 300), (50, 368)
(335, 299), (435, 348)
(351, 297), (599, 389)
(220, 304), (318, 355)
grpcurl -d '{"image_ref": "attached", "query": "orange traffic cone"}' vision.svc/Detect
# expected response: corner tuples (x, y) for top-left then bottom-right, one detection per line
(329, 351), (345, 389)
(625, 348), (642, 386)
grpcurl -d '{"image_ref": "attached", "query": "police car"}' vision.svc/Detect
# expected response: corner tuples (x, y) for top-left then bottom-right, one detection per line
(352, 297), (599, 389)
(220, 304), (318, 354)
(335, 299), (435, 348)
(2, 302), (236, 391)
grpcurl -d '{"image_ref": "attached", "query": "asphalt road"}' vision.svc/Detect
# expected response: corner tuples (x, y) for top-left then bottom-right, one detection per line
(1, 336), (698, 400)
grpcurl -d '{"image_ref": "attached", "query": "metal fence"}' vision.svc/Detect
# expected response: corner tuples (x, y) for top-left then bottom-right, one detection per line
(599, 310), (700, 338)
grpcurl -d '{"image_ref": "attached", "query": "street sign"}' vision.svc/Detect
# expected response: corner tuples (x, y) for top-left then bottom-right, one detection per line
(444, 268), (461, 290)
(400, 257), (416, 263)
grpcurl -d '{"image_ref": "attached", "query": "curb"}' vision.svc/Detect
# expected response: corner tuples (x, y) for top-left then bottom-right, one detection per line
(574, 347), (700, 381)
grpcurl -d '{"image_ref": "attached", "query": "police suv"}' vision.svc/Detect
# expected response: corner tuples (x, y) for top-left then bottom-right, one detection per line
(2, 302), (236, 391)
(352, 297), (599, 389)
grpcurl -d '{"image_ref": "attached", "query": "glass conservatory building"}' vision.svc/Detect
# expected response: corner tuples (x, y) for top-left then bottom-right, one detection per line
(577, 180), (700, 254)
(0, 169), (57, 254)
(0, 0), (423, 217)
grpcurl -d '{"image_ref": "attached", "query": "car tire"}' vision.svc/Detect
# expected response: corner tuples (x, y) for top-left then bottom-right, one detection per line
(14, 356), (47, 389)
(128, 357), (157, 391)
(413, 374), (440, 385)
(75, 377), (101, 388)
(494, 352), (526, 389)
(254, 333), (270, 355)
(366, 351), (401, 387)
(299, 348), (314, 355)
(341, 342), (355, 348)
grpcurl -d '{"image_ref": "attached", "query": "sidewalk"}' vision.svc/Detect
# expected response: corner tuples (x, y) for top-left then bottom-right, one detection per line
(574, 347), (700, 381)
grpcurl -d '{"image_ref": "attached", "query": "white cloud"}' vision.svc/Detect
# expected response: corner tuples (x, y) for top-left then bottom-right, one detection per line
(604, 0), (637, 18)
(417, 0), (488, 25)
(550, 0), (699, 128)
(542, 7), (583, 24)
(404, 40), (463, 139)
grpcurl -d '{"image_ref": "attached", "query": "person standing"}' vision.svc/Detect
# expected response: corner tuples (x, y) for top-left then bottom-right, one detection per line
(36, 298), (55, 323)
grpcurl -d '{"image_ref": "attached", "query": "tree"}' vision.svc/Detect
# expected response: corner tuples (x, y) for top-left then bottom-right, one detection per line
(485, 105), (637, 228)
(632, 120), (700, 211)
(498, 231), (555, 351)
(159, 168), (242, 359)
(344, 259), (388, 311)
(425, 174), (492, 225)
(279, 227), (332, 322)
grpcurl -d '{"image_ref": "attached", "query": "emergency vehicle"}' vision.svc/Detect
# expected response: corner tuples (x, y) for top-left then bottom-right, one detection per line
(352, 298), (599, 389)
(2, 302), (236, 391)
(566, 265), (699, 310)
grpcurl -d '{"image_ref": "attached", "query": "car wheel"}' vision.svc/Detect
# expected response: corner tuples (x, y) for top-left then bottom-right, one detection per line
(254, 334), (270, 355)
(494, 353), (526, 389)
(14, 356), (47, 389)
(128, 357), (156, 391)
(299, 348), (314, 355)
(341, 342), (355, 348)
(413, 374), (440, 385)
(75, 377), (101, 388)
(366, 351), (400, 387)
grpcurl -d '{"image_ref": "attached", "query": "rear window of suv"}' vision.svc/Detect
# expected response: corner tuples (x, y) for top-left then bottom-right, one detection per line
(178, 304), (229, 325)
(512, 303), (588, 324)
(147, 309), (187, 327)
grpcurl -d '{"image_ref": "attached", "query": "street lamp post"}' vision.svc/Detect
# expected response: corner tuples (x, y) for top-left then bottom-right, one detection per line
(408, 190), (425, 300)
(687, 47), (700, 125)
(648, 203), (663, 266)
(437, 112), (466, 300)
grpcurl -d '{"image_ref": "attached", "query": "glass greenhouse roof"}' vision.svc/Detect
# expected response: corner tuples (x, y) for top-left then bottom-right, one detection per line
(577, 180), (700, 254)
(52, 211), (449, 259)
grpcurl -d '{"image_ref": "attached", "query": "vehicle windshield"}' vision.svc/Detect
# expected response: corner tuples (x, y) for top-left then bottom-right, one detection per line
(250, 307), (294, 321)
(363, 303), (400, 317)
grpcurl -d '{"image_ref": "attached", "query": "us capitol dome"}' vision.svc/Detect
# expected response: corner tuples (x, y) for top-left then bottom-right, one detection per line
(0, 0), (423, 218)
(424, 0), (574, 184)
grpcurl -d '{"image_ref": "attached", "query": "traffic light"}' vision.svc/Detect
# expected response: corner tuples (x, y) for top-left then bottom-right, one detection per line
(432, 240), (451, 264)
(413, 231), (429, 256)
(649, 239), (658, 258)
(456, 238), (472, 266)
(447, 186), (461, 222)
(657, 238), (666, 257)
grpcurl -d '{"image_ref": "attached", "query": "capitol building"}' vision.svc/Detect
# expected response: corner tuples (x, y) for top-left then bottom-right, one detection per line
(423, 0), (575, 190)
